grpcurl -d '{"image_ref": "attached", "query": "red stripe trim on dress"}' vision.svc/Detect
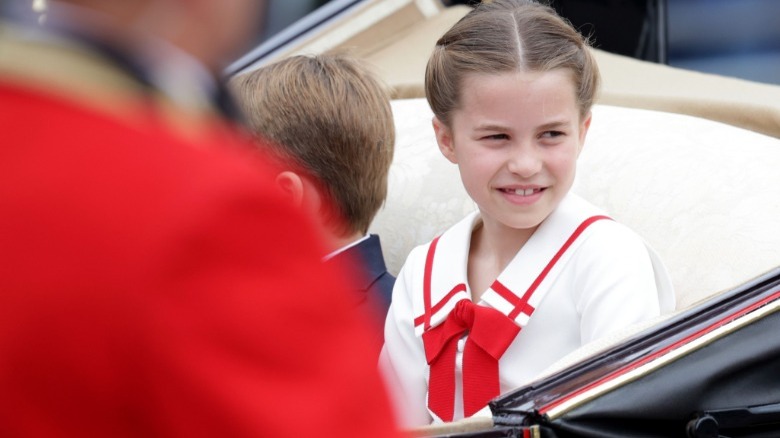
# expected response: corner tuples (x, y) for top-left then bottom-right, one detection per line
(422, 237), (441, 331)
(414, 284), (467, 327)
(539, 287), (780, 415)
(508, 215), (612, 319)
(493, 280), (535, 320)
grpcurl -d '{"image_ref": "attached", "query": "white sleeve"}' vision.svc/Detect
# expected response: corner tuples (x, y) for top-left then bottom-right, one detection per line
(572, 222), (669, 344)
(379, 247), (432, 427)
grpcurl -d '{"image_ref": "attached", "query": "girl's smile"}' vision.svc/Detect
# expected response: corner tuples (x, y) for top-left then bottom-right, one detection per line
(497, 185), (547, 205)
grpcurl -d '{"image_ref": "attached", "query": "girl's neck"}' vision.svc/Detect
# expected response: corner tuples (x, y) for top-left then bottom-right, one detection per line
(467, 218), (538, 301)
(480, 217), (538, 264)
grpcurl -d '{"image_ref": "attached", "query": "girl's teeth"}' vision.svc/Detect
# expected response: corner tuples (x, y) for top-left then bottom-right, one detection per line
(514, 188), (537, 196)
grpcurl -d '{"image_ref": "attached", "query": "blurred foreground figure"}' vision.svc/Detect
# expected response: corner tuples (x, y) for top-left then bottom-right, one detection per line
(0, 1), (400, 436)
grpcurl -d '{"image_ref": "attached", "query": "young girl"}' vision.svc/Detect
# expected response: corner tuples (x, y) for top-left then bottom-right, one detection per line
(380, 0), (675, 427)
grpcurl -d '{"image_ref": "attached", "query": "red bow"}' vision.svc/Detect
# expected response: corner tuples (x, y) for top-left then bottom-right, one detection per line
(422, 299), (520, 421)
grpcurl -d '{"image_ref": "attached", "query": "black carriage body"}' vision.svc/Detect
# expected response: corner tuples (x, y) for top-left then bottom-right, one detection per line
(461, 269), (780, 438)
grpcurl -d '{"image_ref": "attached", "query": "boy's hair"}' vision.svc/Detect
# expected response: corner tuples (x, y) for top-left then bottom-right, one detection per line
(425, 0), (600, 126)
(233, 53), (395, 236)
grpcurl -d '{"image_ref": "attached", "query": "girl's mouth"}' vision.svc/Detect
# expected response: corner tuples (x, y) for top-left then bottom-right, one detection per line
(501, 187), (545, 196)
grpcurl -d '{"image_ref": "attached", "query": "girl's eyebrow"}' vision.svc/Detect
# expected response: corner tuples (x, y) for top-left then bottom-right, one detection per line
(474, 120), (572, 132)
(473, 123), (510, 132)
(538, 120), (571, 130)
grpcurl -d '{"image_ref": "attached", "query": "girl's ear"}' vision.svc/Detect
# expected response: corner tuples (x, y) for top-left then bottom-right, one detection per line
(432, 116), (458, 164)
(577, 111), (593, 156)
(275, 171), (305, 207)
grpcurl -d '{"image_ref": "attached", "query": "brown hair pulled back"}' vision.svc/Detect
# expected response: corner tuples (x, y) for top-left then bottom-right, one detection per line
(425, 0), (600, 126)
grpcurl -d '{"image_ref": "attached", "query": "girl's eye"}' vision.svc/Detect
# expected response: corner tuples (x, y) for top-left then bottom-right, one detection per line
(541, 130), (565, 139)
(483, 133), (509, 141)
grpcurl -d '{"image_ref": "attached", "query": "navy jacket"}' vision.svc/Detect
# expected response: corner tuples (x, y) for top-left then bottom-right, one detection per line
(330, 234), (396, 353)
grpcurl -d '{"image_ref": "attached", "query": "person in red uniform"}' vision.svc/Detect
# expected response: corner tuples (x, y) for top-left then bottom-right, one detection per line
(0, 1), (401, 436)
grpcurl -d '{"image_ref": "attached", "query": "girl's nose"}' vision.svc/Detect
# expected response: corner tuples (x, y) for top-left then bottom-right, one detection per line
(506, 144), (542, 178)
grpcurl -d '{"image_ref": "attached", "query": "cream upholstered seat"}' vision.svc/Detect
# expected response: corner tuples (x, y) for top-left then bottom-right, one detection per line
(370, 98), (780, 312)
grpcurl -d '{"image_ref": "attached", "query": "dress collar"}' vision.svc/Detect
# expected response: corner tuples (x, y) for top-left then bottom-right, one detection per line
(414, 193), (612, 336)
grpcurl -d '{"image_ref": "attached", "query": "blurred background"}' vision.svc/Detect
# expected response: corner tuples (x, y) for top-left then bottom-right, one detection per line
(666, 0), (780, 86)
(257, 0), (780, 86)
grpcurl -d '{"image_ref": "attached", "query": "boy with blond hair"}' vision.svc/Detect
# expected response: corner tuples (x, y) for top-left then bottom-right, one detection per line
(233, 53), (396, 349)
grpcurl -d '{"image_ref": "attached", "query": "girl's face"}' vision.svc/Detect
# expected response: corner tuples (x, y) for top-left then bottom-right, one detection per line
(434, 69), (591, 238)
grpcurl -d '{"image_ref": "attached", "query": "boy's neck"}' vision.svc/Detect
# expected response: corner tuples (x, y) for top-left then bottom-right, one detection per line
(322, 231), (369, 261)
(331, 231), (367, 252)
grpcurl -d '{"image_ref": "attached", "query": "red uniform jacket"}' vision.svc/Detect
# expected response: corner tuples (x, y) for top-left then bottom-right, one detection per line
(0, 27), (400, 437)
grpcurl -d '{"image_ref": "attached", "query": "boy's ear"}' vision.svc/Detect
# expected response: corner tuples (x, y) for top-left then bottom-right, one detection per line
(577, 111), (593, 156)
(432, 116), (457, 164)
(275, 171), (305, 207)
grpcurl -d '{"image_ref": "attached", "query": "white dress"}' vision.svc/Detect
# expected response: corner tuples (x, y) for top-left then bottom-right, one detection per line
(380, 193), (675, 427)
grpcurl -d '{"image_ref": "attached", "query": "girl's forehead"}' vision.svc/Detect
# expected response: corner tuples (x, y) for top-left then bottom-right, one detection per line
(459, 69), (575, 94)
(454, 70), (579, 121)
